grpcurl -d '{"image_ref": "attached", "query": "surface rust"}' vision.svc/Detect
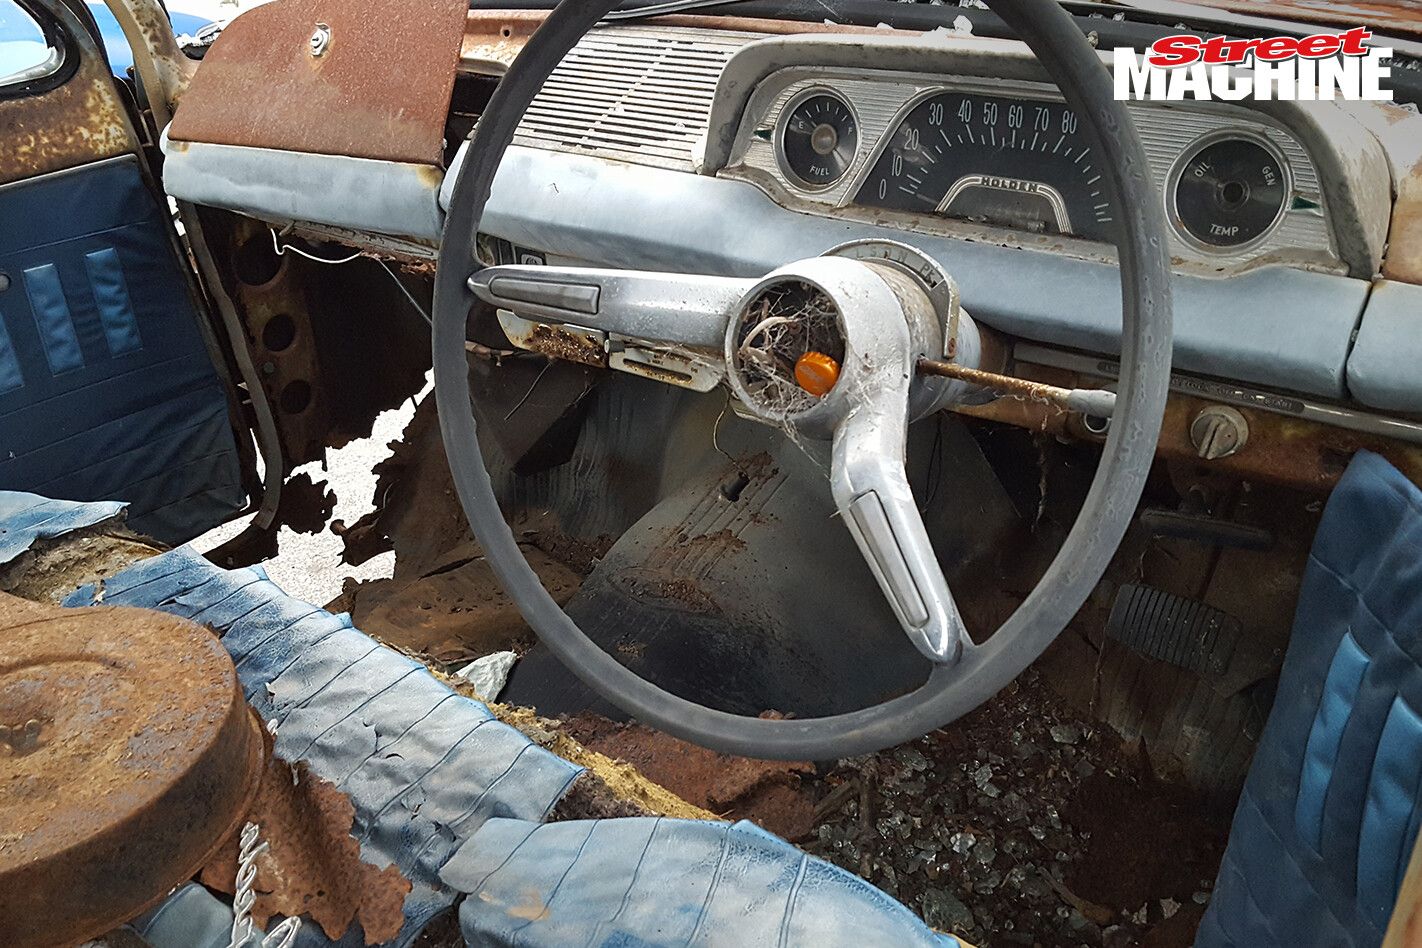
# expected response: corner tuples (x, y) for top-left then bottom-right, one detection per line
(1385, 151), (1422, 283)
(458, 7), (915, 71)
(168, 0), (468, 164)
(0, 1), (137, 187)
(104, 0), (198, 127)
(201, 728), (411, 945)
(954, 361), (1422, 491)
(561, 714), (818, 841)
(525, 323), (609, 367)
(0, 593), (262, 948)
(919, 357), (1089, 408)
(1175, 0), (1422, 37)
(0, 525), (162, 606)
(461, 10), (544, 72)
(337, 540), (583, 664)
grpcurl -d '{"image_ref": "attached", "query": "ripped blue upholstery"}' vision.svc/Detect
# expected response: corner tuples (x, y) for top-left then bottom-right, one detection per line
(1196, 451), (1422, 948)
(0, 490), (125, 565)
(441, 818), (963, 948)
(0, 155), (243, 544)
(0, 486), (977, 948)
(62, 545), (584, 947)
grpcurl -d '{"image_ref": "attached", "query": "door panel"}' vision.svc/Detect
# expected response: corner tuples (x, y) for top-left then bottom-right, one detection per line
(0, 0), (246, 544)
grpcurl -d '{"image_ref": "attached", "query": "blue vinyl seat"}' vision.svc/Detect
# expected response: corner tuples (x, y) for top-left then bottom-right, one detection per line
(1196, 451), (1422, 947)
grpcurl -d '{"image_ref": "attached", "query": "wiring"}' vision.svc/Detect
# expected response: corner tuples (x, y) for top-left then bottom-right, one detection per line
(269, 228), (364, 265)
(503, 358), (555, 420)
(376, 259), (434, 326)
(267, 228), (433, 327)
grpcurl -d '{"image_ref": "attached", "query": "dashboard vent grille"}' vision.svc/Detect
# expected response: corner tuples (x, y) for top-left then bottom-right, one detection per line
(512, 25), (761, 171)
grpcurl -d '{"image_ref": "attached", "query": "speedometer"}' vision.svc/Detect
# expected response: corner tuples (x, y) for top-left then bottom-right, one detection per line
(854, 92), (1116, 243)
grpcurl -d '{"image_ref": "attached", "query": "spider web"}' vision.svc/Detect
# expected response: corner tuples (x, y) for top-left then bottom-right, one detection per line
(733, 281), (846, 417)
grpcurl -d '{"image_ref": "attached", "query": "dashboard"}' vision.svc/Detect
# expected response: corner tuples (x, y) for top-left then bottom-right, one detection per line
(160, 19), (1422, 436)
(499, 27), (1389, 282)
(722, 68), (1354, 277)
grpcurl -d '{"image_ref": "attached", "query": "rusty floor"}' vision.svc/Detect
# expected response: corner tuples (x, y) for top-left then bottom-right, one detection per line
(328, 521), (1231, 948)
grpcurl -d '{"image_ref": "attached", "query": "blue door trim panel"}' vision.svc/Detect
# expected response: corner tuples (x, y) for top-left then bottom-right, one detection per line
(0, 309), (23, 395)
(84, 247), (143, 356)
(0, 155), (243, 543)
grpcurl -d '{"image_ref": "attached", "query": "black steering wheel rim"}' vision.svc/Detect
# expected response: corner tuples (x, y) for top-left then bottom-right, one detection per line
(433, 0), (1173, 760)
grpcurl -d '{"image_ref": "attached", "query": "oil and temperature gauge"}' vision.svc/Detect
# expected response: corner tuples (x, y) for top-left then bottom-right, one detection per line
(1170, 134), (1290, 251)
(777, 90), (859, 190)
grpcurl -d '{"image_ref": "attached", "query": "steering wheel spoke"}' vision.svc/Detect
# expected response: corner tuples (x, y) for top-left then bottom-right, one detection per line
(833, 405), (968, 663)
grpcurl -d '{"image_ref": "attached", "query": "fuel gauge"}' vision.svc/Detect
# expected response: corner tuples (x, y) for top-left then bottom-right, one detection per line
(777, 90), (859, 190)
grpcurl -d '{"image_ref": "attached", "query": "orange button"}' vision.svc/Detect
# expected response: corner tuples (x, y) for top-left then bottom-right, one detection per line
(795, 351), (841, 396)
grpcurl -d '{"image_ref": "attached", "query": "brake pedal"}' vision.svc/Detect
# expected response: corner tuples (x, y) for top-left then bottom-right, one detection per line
(1106, 583), (1242, 678)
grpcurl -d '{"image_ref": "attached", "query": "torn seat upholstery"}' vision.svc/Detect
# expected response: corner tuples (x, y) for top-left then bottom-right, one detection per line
(16, 498), (966, 947)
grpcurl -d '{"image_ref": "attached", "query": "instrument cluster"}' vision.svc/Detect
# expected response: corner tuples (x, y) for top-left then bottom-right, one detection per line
(729, 72), (1338, 275)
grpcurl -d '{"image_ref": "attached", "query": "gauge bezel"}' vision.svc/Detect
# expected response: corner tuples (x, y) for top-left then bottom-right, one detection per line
(774, 86), (862, 192)
(1165, 129), (1293, 256)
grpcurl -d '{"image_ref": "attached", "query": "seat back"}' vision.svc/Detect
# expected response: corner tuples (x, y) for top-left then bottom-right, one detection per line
(1196, 451), (1422, 947)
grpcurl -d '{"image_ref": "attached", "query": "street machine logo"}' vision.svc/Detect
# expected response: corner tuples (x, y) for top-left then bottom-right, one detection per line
(1115, 28), (1393, 101)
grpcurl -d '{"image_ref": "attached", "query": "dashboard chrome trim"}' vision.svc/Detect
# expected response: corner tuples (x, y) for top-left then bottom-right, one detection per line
(1014, 342), (1422, 445)
(727, 69), (1338, 276)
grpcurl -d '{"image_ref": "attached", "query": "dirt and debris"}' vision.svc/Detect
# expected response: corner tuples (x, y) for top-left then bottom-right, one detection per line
(418, 667), (718, 823)
(329, 541), (582, 664)
(0, 526), (161, 605)
(201, 729), (412, 945)
(548, 771), (656, 821)
(514, 517), (615, 576)
(801, 667), (1230, 948)
(418, 650), (1228, 946)
(561, 714), (818, 841)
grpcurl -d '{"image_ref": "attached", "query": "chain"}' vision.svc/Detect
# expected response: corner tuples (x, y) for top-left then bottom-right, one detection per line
(227, 822), (303, 948)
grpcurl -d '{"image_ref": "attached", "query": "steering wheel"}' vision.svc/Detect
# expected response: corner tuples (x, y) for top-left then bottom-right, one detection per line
(433, 0), (1173, 760)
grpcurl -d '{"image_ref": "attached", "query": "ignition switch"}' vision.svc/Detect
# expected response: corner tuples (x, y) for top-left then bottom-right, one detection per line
(1190, 405), (1249, 460)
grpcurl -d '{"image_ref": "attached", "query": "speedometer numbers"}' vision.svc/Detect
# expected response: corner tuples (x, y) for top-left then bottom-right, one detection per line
(777, 90), (860, 190)
(854, 92), (1116, 243)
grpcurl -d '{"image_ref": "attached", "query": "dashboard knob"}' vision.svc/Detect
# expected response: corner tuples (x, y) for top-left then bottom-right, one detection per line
(1190, 405), (1249, 460)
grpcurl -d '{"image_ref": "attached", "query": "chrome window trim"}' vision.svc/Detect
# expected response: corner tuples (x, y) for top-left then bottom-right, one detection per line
(1, 42), (61, 88)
